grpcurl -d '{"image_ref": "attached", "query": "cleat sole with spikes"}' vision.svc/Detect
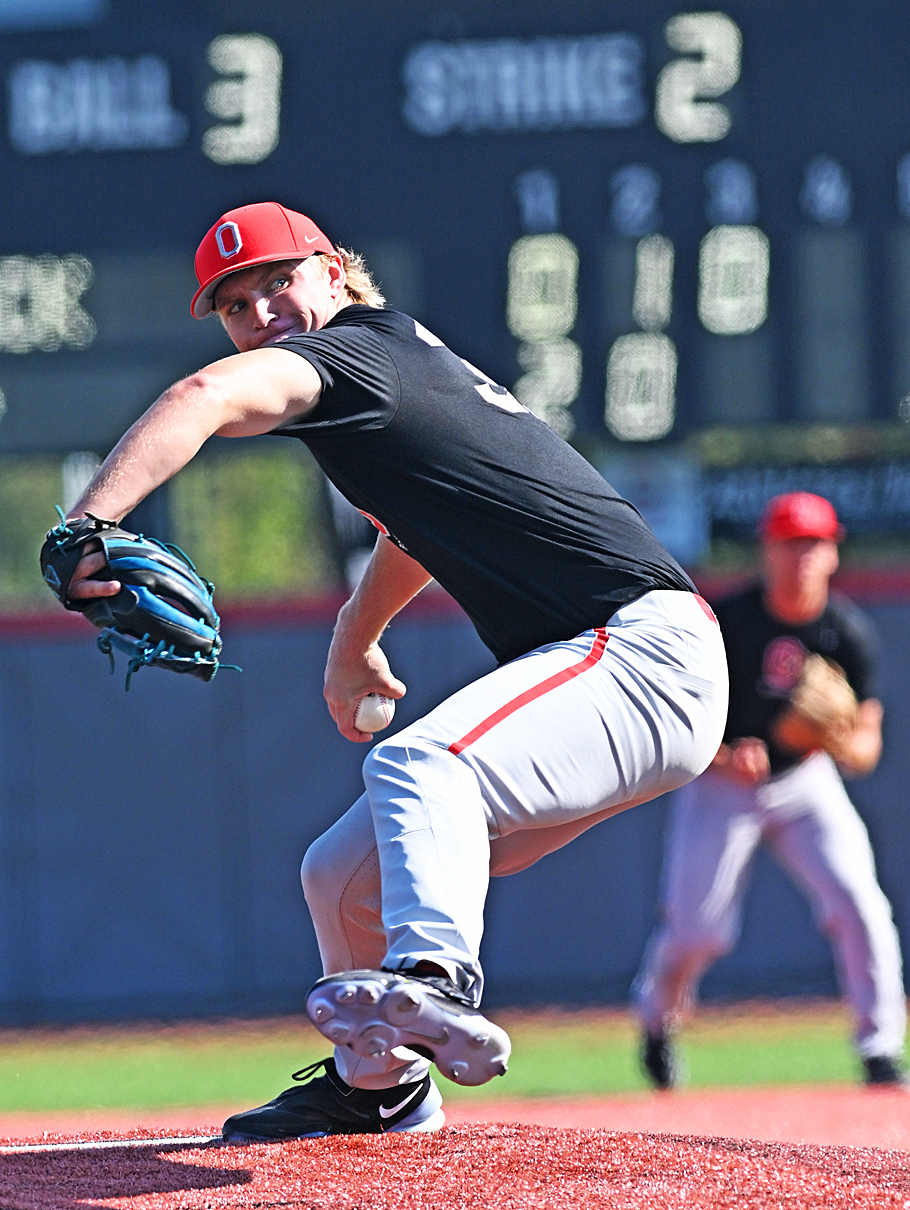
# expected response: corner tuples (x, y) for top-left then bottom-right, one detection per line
(306, 969), (511, 1087)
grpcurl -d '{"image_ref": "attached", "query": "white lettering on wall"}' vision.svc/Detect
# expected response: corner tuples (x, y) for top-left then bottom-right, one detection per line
(0, 255), (95, 353)
(8, 55), (188, 154)
(402, 34), (646, 136)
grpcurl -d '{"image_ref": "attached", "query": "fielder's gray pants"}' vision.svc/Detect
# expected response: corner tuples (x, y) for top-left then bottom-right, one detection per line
(633, 753), (906, 1060)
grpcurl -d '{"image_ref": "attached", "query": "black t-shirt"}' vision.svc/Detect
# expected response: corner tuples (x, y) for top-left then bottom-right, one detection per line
(272, 305), (694, 663)
(717, 583), (880, 775)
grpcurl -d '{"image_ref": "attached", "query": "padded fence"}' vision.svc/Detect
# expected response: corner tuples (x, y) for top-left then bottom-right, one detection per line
(0, 595), (908, 1024)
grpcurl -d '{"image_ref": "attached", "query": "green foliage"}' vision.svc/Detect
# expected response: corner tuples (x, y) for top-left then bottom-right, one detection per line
(169, 445), (338, 599)
(0, 456), (63, 606)
(0, 445), (341, 611)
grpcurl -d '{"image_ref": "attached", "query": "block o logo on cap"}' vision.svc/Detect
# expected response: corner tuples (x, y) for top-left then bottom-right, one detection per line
(215, 221), (243, 259)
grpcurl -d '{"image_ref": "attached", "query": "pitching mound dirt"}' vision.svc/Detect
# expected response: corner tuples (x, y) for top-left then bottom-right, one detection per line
(1, 1123), (909, 1210)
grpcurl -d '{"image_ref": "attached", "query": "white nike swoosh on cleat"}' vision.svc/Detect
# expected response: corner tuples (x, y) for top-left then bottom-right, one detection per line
(378, 1086), (422, 1119)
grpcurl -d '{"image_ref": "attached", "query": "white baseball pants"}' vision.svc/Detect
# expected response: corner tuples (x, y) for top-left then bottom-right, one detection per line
(633, 753), (906, 1060)
(302, 589), (728, 1087)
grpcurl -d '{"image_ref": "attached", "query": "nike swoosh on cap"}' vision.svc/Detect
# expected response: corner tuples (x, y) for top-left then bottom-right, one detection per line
(378, 1085), (422, 1119)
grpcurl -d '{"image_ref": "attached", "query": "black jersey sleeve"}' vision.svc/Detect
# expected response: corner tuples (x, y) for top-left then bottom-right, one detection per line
(271, 319), (401, 435)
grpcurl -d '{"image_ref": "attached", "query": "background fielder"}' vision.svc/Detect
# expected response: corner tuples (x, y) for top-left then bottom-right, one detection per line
(633, 492), (906, 1088)
(58, 201), (728, 1139)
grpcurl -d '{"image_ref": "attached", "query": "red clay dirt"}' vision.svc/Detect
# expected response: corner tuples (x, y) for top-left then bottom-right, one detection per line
(448, 1084), (910, 1150)
(1, 1083), (908, 1150)
(1, 1123), (910, 1210)
(1, 1088), (909, 1209)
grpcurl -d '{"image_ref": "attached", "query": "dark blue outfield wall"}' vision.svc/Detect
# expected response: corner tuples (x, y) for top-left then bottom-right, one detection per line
(1, 577), (909, 1026)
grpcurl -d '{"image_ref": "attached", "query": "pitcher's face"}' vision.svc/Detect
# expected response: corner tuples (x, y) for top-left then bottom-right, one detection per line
(214, 255), (346, 352)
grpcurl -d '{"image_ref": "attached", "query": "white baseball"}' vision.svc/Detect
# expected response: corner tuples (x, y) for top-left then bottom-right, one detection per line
(353, 693), (396, 733)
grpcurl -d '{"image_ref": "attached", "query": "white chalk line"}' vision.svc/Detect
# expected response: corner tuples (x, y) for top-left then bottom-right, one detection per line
(0, 1134), (221, 1154)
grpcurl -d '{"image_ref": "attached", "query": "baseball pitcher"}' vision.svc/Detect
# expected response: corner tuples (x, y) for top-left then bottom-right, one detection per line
(45, 202), (729, 1139)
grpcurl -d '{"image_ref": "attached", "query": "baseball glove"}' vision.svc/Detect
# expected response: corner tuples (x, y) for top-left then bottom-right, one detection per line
(40, 512), (230, 688)
(770, 653), (858, 758)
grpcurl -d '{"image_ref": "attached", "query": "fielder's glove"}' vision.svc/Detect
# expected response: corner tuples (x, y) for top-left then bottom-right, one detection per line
(40, 512), (232, 688)
(770, 653), (858, 759)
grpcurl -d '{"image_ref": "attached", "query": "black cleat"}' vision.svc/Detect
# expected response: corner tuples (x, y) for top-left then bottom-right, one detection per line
(221, 1057), (444, 1142)
(305, 968), (511, 1086)
(641, 1030), (680, 1090)
(863, 1055), (909, 1087)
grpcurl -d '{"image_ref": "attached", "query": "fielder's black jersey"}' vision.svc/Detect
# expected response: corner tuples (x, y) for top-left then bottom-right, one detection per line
(272, 305), (694, 663)
(717, 584), (880, 775)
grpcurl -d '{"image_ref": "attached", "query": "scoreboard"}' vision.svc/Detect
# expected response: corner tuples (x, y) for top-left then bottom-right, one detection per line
(2, 0), (910, 549)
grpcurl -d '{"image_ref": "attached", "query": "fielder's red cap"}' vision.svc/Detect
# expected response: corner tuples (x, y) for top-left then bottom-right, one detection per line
(758, 492), (845, 542)
(191, 201), (336, 318)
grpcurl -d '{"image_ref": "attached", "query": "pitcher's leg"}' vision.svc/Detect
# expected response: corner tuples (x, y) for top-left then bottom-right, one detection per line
(633, 771), (762, 1035)
(365, 599), (726, 1005)
(301, 794), (386, 975)
(362, 739), (491, 999)
(766, 758), (906, 1062)
(301, 794), (432, 1088)
(310, 596), (726, 1087)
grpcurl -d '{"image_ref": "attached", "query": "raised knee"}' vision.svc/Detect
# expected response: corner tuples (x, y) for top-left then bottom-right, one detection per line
(362, 734), (457, 792)
(360, 742), (387, 788)
(362, 736), (425, 781)
(301, 832), (342, 902)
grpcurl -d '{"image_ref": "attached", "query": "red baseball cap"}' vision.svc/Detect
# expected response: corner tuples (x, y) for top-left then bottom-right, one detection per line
(191, 201), (336, 318)
(758, 492), (845, 542)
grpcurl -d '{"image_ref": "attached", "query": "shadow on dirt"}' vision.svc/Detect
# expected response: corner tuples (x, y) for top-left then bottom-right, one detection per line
(0, 1139), (250, 1209)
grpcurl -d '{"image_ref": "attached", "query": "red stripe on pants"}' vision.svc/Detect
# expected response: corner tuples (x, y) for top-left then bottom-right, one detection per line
(693, 594), (718, 624)
(447, 628), (610, 756)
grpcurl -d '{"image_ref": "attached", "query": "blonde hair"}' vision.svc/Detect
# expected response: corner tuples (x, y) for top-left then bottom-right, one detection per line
(315, 249), (386, 308)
